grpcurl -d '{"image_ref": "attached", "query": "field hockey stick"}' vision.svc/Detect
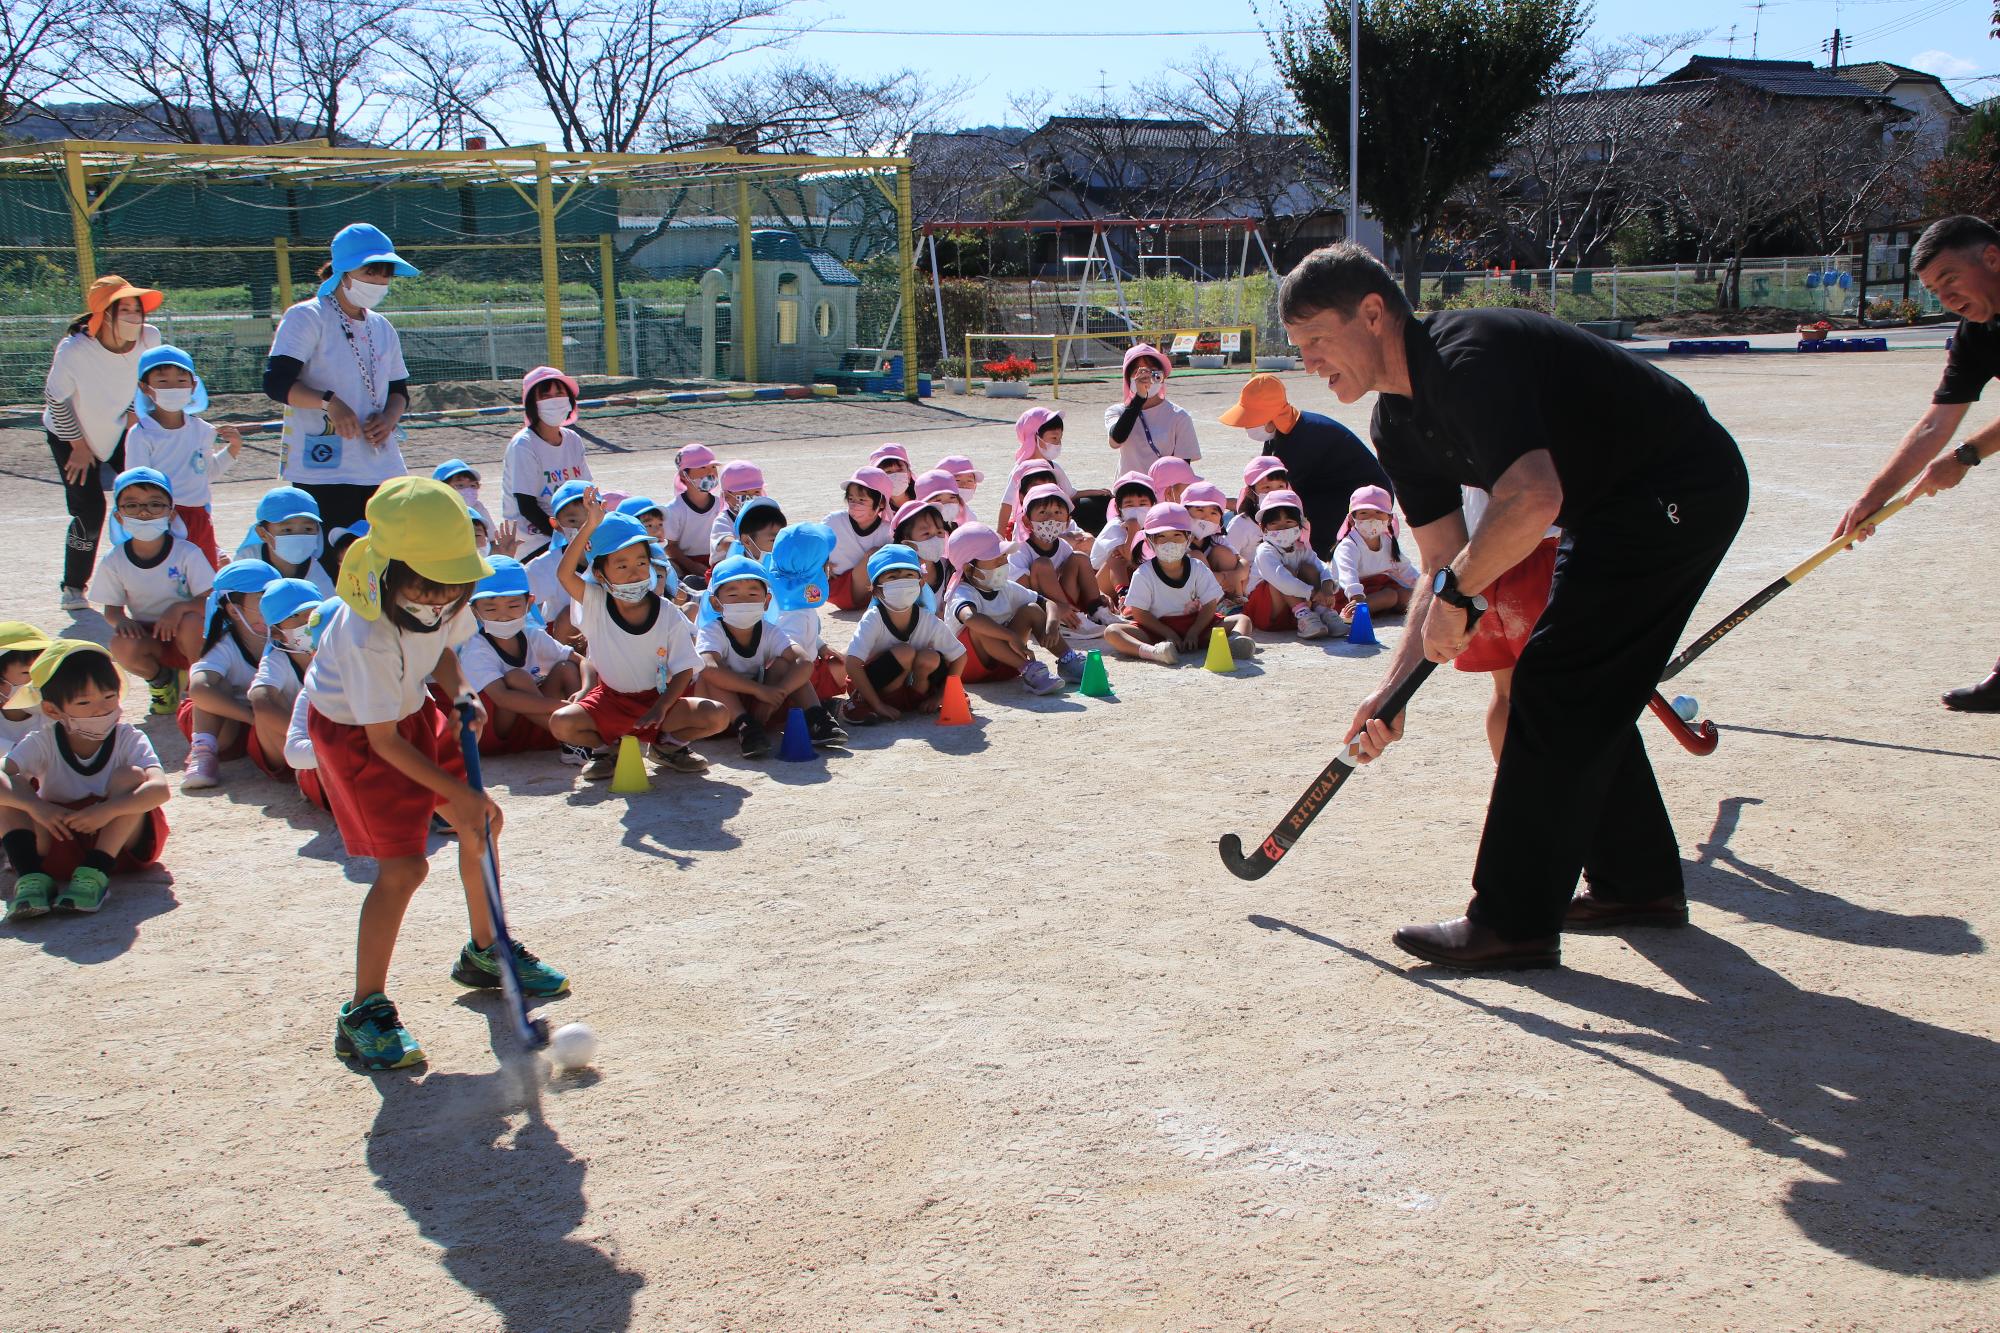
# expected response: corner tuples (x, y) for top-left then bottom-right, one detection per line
(1660, 494), (1914, 682)
(454, 694), (552, 1052)
(1647, 689), (1718, 755)
(1219, 605), (1482, 881)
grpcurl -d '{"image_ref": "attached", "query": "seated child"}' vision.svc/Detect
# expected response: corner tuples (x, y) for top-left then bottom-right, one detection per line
(1148, 456), (1199, 505)
(1245, 489), (1345, 640)
(501, 365), (591, 561)
(933, 454), (984, 523)
(764, 521), (851, 708)
(942, 524), (1081, 694)
(892, 499), (953, 596)
(124, 344), (241, 566)
(1, 640), (171, 920)
(277, 596), (344, 812)
(433, 458), (497, 529)
(869, 444), (915, 506)
(695, 556), (843, 756)
(525, 478), (591, 645)
(660, 444), (722, 581)
(547, 497), (728, 779)
(709, 461), (768, 564)
(235, 486), (337, 594)
(1090, 472), (1159, 600)
(245, 577), (327, 798)
(913, 470), (964, 528)
(1104, 504), (1257, 666)
(326, 521), (369, 576)
(0, 623), (51, 766)
(457, 556), (583, 760)
(1330, 484), (1419, 622)
(180, 557), (280, 789)
(1180, 481), (1246, 601)
(615, 495), (685, 601)
(840, 544), (966, 725)
(729, 496), (787, 564)
(825, 466), (895, 611)
(1001, 409), (1108, 535)
(1227, 456), (1292, 557)
(89, 467), (216, 715)
(1009, 485), (1117, 634)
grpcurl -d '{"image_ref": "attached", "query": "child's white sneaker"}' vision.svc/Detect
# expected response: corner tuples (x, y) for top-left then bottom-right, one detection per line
(182, 739), (221, 789)
(1019, 660), (1063, 695)
(1067, 613), (1103, 640)
(1145, 641), (1178, 666)
(1295, 608), (1331, 640)
(58, 587), (89, 612)
(1090, 605), (1121, 628)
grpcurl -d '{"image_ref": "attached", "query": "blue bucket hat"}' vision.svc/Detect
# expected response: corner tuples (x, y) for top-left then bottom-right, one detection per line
(305, 596), (344, 648)
(205, 558), (278, 628)
(585, 513), (652, 564)
(112, 466), (174, 505)
(432, 458), (479, 486)
(616, 494), (665, 521)
(469, 555), (532, 602)
(256, 486), (322, 527)
(764, 522), (836, 614)
(316, 223), (420, 298)
(259, 577), (325, 631)
(133, 344), (209, 418)
(548, 479), (592, 518)
(696, 555), (772, 627)
(733, 495), (785, 537)
(867, 542), (924, 585)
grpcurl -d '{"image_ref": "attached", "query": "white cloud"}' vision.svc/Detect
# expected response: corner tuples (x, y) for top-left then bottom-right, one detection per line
(1905, 50), (1981, 79)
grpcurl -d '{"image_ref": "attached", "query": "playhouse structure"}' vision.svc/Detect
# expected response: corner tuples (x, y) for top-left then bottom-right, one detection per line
(694, 229), (863, 383)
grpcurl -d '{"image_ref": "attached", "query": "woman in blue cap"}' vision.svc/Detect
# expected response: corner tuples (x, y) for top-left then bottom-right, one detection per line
(262, 223), (420, 530)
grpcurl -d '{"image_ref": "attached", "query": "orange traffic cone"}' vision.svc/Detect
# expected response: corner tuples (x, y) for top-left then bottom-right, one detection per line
(937, 676), (974, 726)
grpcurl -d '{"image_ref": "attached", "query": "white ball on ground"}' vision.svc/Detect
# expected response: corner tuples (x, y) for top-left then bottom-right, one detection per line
(549, 1022), (597, 1070)
(1671, 694), (1699, 723)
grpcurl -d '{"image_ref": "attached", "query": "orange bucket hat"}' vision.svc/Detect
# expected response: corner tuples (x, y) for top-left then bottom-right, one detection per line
(82, 275), (164, 337)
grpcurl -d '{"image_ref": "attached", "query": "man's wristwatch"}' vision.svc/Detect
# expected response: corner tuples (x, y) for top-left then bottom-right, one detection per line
(1432, 566), (1489, 614)
(1955, 443), (1982, 468)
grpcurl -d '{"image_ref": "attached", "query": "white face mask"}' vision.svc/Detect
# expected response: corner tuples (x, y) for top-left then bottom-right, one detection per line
(1191, 518), (1221, 539)
(885, 472), (912, 497)
(1353, 518), (1389, 541)
(122, 516), (172, 541)
(273, 625), (314, 652)
(720, 601), (767, 629)
(1247, 425), (1276, 444)
(1119, 504), (1150, 524)
(1265, 526), (1302, 550)
(344, 278), (389, 309)
(0, 679), (15, 706)
(956, 478), (979, 494)
(607, 576), (653, 604)
(913, 536), (947, 562)
(272, 532), (322, 566)
(1152, 540), (1189, 564)
(933, 501), (962, 525)
(1041, 443), (1063, 462)
(398, 598), (447, 628)
(535, 399), (570, 425)
(1030, 519), (1067, 544)
(975, 564), (1013, 590)
(60, 709), (121, 744)
(478, 614), (527, 639)
(474, 537), (491, 557)
(878, 580), (922, 611)
(112, 315), (144, 342)
(149, 386), (193, 413)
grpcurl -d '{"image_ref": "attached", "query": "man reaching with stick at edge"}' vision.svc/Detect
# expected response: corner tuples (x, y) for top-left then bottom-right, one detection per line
(1834, 215), (2000, 712)
(1279, 244), (1749, 970)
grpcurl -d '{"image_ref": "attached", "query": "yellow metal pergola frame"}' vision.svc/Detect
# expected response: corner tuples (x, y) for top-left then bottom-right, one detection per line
(0, 138), (922, 399)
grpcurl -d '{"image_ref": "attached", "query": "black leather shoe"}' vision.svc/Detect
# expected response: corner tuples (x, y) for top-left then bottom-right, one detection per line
(1942, 671), (2000, 713)
(1565, 887), (1689, 930)
(1392, 916), (1560, 970)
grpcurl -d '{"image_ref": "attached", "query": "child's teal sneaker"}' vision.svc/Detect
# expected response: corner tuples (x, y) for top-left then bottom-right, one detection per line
(6, 872), (55, 921)
(53, 866), (109, 913)
(335, 993), (426, 1070)
(451, 939), (570, 997)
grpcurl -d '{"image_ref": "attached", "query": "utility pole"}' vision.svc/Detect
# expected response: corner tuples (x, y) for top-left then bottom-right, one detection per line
(1348, 0), (1361, 256)
(1822, 28), (1846, 71)
(1726, 24), (1737, 57)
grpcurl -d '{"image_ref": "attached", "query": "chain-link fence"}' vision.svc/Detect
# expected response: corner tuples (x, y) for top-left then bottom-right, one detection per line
(1416, 255), (1946, 323)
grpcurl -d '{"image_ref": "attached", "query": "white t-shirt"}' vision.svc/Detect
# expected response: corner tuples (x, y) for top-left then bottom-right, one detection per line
(123, 415), (234, 507)
(824, 509), (892, 573)
(304, 601), (474, 727)
(251, 647), (306, 704)
(1460, 486), (1563, 543)
(944, 577), (1039, 628)
(6, 723), (161, 802)
(1102, 399), (1201, 476)
(695, 619), (796, 679)
(1125, 557), (1224, 619)
(269, 295), (410, 486)
(0, 709), (46, 762)
(776, 607), (825, 659)
(190, 632), (258, 694)
(456, 627), (573, 695)
(1331, 532), (1420, 598)
(1090, 522), (1143, 572)
(660, 492), (724, 560)
(1006, 535), (1077, 580)
(500, 426), (592, 527)
(575, 584), (701, 695)
(284, 689), (316, 771)
(524, 548), (575, 627)
(87, 538), (216, 623)
(1248, 542), (1332, 600)
(847, 604), (967, 664)
(1225, 512), (1264, 557)
(44, 325), (162, 459)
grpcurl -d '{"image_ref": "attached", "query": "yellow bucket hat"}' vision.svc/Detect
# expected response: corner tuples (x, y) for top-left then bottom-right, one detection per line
(335, 477), (494, 620)
(0, 621), (53, 659)
(11, 638), (118, 711)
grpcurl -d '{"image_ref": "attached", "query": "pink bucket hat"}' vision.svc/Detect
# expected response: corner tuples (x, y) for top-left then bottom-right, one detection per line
(869, 443), (911, 468)
(719, 460), (764, 494)
(893, 498), (947, 533)
(914, 468), (963, 505)
(1337, 483), (1399, 543)
(1123, 342), (1170, 383)
(1149, 456), (1199, 491)
(1134, 501), (1194, 558)
(934, 453), (984, 486)
(1239, 455), (1290, 510)
(1180, 481), (1230, 513)
(676, 443), (718, 471)
(943, 521), (1005, 597)
(1001, 457), (1066, 538)
(1020, 482), (1073, 516)
(846, 465), (894, 505)
(1013, 407), (1063, 459)
(1258, 488), (1306, 522)
(522, 365), (580, 424)
(1112, 470), (1157, 497)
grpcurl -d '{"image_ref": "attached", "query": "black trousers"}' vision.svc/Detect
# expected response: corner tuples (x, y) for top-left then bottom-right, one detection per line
(1469, 429), (1750, 940)
(295, 482), (378, 533)
(47, 432), (124, 592)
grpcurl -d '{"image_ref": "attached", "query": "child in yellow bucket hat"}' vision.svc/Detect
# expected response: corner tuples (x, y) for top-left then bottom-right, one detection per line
(301, 477), (568, 1071)
(0, 622), (53, 764)
(1, 640), (172, 919)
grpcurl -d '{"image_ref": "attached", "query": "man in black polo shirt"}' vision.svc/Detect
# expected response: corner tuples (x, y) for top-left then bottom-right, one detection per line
(1835, 214), (2000, 711)
(1217, 373), (1391, 557)
(1279, 243), (1749, 970)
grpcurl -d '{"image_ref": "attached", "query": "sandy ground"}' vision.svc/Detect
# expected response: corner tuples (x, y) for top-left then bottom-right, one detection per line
(0, 352), (1995, 1332)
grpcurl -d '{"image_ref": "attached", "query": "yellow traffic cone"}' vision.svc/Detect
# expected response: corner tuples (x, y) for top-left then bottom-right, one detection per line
(609, 734), (650, 793)
(1204, 625), (1236, 673)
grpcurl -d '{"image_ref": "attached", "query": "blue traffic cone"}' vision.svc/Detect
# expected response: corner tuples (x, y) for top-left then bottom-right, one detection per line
(1348, 600), (1379, 646)
(778, 707), (816, 762)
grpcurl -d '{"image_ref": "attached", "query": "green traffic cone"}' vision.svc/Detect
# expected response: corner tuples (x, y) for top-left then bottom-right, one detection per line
(1078, 649), (1113, 697)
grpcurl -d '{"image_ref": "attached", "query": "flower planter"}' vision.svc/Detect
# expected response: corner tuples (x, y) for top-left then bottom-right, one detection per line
(1797, 326), (1829, 342)
(984, 380), (1030, 398)
(1189, 354), (1227, 369)
(940, 377), (968, 395)
(1254, 355), (1298, 371)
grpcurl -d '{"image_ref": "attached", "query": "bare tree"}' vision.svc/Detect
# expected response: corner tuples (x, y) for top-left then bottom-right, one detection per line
(379, 27), (516, 150)
(0, 0), (94, 130)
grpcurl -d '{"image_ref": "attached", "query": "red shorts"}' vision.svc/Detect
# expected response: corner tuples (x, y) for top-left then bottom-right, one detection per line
(827, 570), (866, 611)
(1456, 536), (1560, 674)
(810, 651), (845, 702)
(307, 697), (462, 861)
(477, 688), (558, 754)
(1158, 612), (1205, 639)
(176, 505), (220, 569)
(576, 682), (665, 745)
(38, 796), (169, 878)
(240, 715), (329, 808)
(957, 627), (1021, 683)
(152, 642), (192, 673)
(175, 697), (260, 763)
(1244, 582), (1300, 633)
(1331, 572), (1400, 612)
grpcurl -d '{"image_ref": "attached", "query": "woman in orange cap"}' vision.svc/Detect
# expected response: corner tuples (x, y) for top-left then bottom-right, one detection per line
(42, 275), (164, 609)
(1218, 372), (1390, 559)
